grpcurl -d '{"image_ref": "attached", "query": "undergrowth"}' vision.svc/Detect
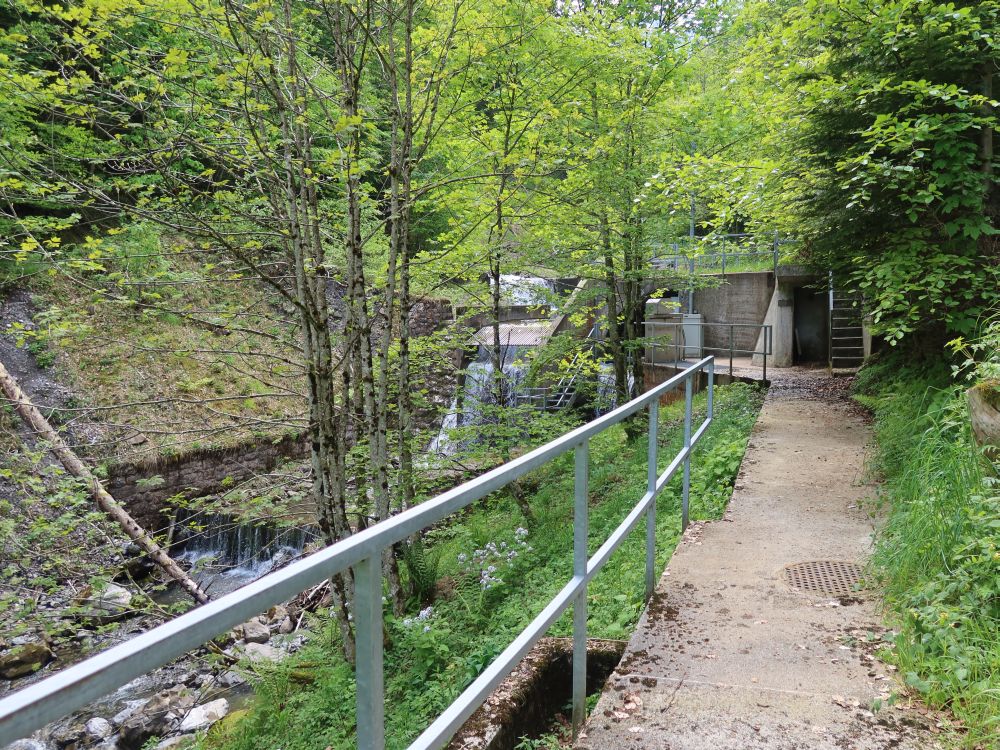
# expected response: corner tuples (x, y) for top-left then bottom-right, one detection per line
(854, 353), (1000, 747)
(203, 382), (765, 750)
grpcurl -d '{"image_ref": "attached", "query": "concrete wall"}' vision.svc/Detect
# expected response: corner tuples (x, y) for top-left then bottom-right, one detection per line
(642, 363), (748, 406)
(752, 282), (795, 368)
(691, 272), (774, 353)
(110, 297), (457, 532)
(108, 434), (310, 531)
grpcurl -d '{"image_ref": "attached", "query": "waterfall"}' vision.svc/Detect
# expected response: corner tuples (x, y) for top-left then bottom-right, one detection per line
(499, 275), (556, 307)
(428, 396), (459, 457)
(428, 344), (534, 456)
(595, 362), (636, 416)
(462, 346), (532, 423)
(175, 512), (319, 594)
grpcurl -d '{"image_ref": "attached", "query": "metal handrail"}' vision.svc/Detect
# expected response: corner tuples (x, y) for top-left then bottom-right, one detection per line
(651, 249), (781, 275)
(0, 358), (717, 750)
(643, 321), (771, 382)
(649, 233), (799, 279)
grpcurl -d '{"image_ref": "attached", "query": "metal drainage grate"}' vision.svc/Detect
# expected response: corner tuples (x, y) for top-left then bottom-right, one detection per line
(784, 560), (863, 596)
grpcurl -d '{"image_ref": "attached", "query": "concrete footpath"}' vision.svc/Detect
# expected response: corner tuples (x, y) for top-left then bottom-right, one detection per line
(578, 371), (942, 750)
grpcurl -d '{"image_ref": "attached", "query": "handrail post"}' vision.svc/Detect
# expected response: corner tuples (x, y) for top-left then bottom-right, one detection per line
(707, 359), (715, 421)
(355, 556), (385, 750)
(728, 325), (734, 379)
(646, 399), (658, 601)
(571, 440), (590, 740)
(763, 325), (769, 384)
(682, 376), (693, 532)
(688, 256), (695, 314)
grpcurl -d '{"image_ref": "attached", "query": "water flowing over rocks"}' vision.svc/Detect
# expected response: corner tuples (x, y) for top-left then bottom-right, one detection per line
(3, 741), (50, 750)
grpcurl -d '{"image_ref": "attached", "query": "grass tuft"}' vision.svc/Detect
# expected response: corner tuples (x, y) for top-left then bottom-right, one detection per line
(856, 354), (1000, 747)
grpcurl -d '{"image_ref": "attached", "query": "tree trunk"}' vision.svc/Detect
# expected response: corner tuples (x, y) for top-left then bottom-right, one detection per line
(0, 360), (210, 605)
(601, 213), (627, 404)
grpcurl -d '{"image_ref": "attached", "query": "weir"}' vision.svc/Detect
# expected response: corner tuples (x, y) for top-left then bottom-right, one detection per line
(0, 358), (717, 750)
(173, 512), (320, 597)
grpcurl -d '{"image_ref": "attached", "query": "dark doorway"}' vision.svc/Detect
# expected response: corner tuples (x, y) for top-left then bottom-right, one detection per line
(793, 287), (828, 363)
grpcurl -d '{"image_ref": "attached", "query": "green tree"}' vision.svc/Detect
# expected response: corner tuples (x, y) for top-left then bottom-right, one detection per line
(775, 0), (999, 343)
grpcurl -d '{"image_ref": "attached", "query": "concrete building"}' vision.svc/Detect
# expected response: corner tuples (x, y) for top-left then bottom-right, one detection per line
(646, 265), (868, 370)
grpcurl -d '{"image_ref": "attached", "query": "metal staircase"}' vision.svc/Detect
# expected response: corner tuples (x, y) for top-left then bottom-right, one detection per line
(829, 286), (865, 371)
(514, 325), (600, 411)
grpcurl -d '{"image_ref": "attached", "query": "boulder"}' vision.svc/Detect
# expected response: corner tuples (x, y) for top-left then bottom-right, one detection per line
(278, 616), (295, 635)
(0, 642), (53, 679)
(84, 718), (113, 741)
(216, 670), (247, 688)
(177, 699), (229, 732)
(239, 642), (286, 663)
(50, 724), (84, 749)
(267, 604), (289, 624)
(75, 583), (133, 623)
(238, 619), (270, 644)
(118, 686), (195, 750)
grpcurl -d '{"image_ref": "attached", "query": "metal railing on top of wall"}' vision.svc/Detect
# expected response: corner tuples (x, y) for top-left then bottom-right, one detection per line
(644, 321), (771, 383)
(649, 233), (802, 282)
(0, 357), (717, 750)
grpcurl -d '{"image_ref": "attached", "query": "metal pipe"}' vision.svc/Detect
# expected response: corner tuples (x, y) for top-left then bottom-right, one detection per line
(572, 441), (589, 739)
(355, 555), (385, 750)
(646, 400), (659, 601)
(682, 378), (693, 531)
(763, 326), (769, 384)
(729, 325), (734, 379)
(688, 256), (695, 314)
(707, 360), (715, 420)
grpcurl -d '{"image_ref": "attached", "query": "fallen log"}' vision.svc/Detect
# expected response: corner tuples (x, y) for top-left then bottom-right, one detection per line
(0, 358), (210, 604)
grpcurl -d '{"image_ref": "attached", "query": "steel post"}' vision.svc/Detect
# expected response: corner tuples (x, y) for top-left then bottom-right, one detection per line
(763, 326), (769, 384)
(646, 400), (659, 601)
(355, 555), (385, 750)
(729, 326), (734, 379)
(707, 360), (715, 421)
(572, 440), (590, 739)
(688, 257), (695, 314)
(682, 378), (692, 531)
